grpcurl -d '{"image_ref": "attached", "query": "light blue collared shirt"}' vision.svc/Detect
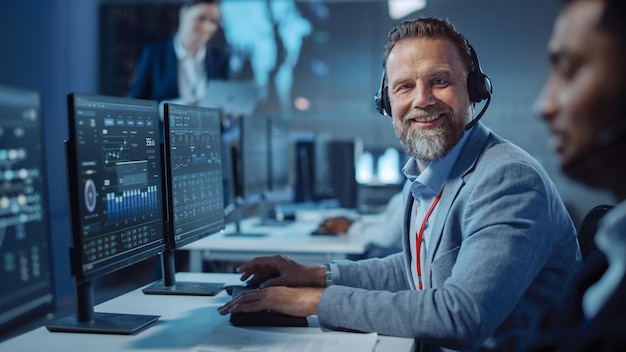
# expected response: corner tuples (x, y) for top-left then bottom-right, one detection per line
(173, 34), (207, 102)
(403, 129), (471, 288)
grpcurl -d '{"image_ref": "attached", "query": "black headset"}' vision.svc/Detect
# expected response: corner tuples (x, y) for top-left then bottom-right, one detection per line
(374, 44), (492, 130)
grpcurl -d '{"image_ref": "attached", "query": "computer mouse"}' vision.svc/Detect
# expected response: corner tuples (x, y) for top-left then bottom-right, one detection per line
(223, 285), (240, 296)
(224, 276), (271, 296)
(243, 276), (270, 288)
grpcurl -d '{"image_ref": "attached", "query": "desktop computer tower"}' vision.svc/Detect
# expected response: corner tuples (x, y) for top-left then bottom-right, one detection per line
(327, 140), (357, 209)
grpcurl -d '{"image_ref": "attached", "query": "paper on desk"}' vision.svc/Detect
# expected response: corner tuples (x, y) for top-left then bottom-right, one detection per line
(192, 325), (378, 352)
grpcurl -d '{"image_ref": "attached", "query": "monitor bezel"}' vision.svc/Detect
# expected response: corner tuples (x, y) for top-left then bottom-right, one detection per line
(66, 93), (165, 284)
(0, 85), (56, 337)
(162, 103), (225, 250)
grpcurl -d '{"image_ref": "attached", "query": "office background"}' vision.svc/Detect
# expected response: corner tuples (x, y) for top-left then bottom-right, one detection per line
(0, 0), (615, 321)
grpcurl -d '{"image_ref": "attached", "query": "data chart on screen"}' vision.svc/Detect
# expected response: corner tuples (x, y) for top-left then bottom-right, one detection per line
(0, 85), (55, 332)
(68, 94), (164, 278)
(165, 104), (224, 247)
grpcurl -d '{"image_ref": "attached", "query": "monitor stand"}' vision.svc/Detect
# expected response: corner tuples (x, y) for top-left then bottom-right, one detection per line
(46, 280), (159, 334)
(142, 250), (224, 296)
(255, 195), (294, 227)
(223, 198), (267, 237)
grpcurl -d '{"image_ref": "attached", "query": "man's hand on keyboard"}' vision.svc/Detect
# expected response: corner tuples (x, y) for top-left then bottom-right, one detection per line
(236, 255), (326, 288)
(217, 286), (323, 317)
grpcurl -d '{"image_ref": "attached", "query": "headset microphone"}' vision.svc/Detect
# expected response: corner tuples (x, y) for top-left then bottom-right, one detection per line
(464, 94), (491, 131)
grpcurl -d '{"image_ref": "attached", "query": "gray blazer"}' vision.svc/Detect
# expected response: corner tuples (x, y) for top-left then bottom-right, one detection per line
(317, 123), (581, 351)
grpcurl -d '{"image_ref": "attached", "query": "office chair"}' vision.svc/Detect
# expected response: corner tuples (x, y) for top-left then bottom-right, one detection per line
(578, 204), (614, 261)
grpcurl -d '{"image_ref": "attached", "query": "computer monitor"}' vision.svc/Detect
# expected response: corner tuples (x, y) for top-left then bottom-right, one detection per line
(312, 134), (335, 201)
(220, 125), (238, 215)
(294, 140), (314, 203)
(324, 140), (358, 209)
(297, 135), (357, 208)
(239, 115), (269, 201)
(354, 145), (407, 213)
(355, 146), (406, 186)
(224, 115), (269, 236)
(267, 118), (293, 201)
(0, 85), (55, 338)
(142, 103), (225, 296)
(46, 94), (164, 334)
(257, 118), (295, 224)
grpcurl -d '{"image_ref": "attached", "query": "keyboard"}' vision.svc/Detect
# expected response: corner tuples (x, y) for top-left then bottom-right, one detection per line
(230, 310), (308, 327)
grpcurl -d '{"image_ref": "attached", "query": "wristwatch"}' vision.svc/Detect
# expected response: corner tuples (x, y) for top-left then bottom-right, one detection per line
(323, 263), (333, 287)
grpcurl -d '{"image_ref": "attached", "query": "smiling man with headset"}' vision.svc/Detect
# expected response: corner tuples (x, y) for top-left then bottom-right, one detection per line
(218, 16), (581, 351)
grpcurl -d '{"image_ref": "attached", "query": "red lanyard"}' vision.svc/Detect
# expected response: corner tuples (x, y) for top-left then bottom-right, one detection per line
(415, 191), (442, 290)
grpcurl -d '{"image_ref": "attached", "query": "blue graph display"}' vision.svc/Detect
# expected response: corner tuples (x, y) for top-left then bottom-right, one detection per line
(106, 185), (158, 222)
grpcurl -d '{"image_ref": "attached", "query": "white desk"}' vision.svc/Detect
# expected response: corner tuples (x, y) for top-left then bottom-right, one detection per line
(182, 213), (368, 271)
(0, 273), (414, 352)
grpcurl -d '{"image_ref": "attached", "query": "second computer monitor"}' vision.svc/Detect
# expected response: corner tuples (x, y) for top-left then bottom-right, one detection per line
(164, 103), (225, 247)
(141, 103), (225, 296)
(238, 116), (269, 202)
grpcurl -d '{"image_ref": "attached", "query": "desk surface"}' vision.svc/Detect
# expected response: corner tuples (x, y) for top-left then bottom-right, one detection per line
(182, 213), (368, 267)
(0, 273), (413, 352)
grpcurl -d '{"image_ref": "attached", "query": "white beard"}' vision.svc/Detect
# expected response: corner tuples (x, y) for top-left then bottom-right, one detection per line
(400, 125), (449, 161)
(394, 105), (472, 162)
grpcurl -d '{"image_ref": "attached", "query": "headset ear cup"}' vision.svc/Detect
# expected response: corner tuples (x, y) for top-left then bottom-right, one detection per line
(374, 89), (385, 115)
(374, 95), (382, 114)
(374, 71), (392, 117)
(382, 87), (392, 116)
(467, 71), (491, 103)
(467, 71), (480, 103)
(467, 44), (492, 103)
